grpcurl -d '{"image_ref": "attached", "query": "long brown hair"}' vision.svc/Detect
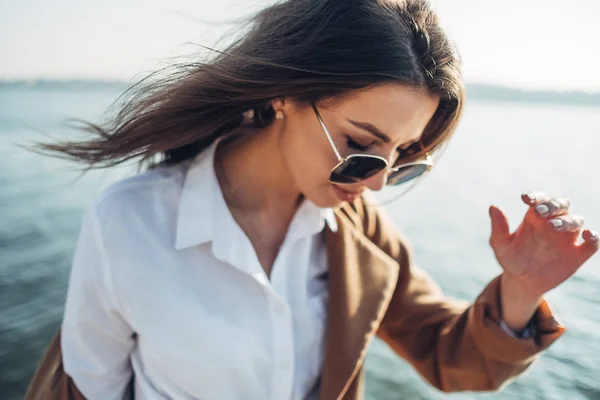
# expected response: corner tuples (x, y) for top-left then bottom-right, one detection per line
(24, 0), (464, 172)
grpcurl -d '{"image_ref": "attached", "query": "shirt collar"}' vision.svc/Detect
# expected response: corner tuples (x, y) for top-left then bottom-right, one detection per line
(174, 138), (337, 251)
(173, 138), (218, 250)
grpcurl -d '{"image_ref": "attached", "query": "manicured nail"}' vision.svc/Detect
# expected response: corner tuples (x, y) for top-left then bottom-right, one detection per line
(536, 204), (550, 216)
(550, 218), (564, 230)
(589, 230), (599, 241)
(524, 192), (536, 201)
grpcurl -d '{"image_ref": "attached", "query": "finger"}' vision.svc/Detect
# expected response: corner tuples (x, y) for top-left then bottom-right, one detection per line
(577, 230), (600, 264)
(547, 215), (584, 233)
(534, 197), (571, 218)
(489, 205), (511, 250)
(582, 229), (599, 243)
(521, 191), (548, 205)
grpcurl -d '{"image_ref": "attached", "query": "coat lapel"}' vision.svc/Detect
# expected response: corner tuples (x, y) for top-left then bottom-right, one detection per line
(319, 210), (400, 400)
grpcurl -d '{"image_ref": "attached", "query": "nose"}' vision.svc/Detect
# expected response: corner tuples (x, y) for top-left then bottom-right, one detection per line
(363, 169), (388, 192)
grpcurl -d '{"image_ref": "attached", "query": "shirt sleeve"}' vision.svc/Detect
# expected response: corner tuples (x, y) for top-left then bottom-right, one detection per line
(499, 319), (534, 339)
(61, 205), (135, 400)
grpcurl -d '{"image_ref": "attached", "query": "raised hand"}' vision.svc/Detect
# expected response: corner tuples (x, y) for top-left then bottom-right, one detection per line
(487, 191), (599, 331)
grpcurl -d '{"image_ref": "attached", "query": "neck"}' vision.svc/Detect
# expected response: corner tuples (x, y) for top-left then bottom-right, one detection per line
(215, 121), (303, 220)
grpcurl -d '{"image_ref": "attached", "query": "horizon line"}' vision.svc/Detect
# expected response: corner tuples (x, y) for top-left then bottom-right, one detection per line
(1, 78), (600, 96)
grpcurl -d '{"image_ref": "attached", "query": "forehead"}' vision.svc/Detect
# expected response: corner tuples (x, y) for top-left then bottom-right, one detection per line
(331, 84), (440, 144)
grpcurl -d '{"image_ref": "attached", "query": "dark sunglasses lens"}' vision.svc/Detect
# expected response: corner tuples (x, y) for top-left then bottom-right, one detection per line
(330, 156), (387, 184)
(387, 164), (428, 186)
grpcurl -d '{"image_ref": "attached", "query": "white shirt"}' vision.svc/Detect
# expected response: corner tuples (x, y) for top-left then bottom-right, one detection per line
(61, 138), (338, 400)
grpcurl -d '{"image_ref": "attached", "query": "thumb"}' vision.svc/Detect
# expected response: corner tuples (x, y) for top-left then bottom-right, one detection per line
(489, 205), (511, 250)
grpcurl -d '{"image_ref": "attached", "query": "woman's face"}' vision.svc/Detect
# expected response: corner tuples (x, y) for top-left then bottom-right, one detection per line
(277, 84), (440, 208)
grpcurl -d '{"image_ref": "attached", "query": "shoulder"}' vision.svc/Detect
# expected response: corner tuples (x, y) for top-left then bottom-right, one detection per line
(336, 193), (391, 233)
(337, 193), (414, 256)
(90, 162), (190, 240)
(97, 163), (187, 205)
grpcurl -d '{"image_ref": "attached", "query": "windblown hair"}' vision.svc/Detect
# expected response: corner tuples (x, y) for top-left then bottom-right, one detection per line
(26, 0), (464, 172)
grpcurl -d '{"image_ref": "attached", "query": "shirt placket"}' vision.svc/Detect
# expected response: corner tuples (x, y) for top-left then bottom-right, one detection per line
(267, 292), (295, 400)
(265, 239), (299, 400)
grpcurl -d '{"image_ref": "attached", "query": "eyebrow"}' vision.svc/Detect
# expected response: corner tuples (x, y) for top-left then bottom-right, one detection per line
(347, 119), (391, 143)
(347, 119), (423, 150)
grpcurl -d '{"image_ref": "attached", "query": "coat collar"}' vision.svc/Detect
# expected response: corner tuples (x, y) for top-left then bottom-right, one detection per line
(319, 208), (400, 400)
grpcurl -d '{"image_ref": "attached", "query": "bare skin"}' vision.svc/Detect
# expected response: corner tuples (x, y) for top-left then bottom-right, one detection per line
(214, 83), (599, 331)
(491, 193), (598, 331)
(215, 84), (437, 275)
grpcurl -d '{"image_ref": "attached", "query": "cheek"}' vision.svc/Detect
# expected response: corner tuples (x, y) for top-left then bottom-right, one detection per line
(279, 128), (338, 206)
(283, 136), (324, 187)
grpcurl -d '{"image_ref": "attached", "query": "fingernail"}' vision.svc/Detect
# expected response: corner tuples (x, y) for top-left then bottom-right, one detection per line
(550, 218), (564, 230)
(590, 230), (599, 241)
(536, 204), (550, 216)
(525, 192), (536, 201)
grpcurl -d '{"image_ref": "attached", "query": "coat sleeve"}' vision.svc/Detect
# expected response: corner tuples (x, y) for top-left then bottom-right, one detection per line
(348, 197), (565, 392)
(24, 331), (88, 400)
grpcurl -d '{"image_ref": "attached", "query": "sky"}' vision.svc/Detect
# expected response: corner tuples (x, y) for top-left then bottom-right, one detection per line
(1, 0), (599, 91)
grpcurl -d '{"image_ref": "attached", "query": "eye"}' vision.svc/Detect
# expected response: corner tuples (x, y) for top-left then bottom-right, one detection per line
(345, 135), (373, 152)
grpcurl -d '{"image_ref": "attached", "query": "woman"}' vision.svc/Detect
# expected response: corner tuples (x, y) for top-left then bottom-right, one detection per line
(25, 0), (598, 399)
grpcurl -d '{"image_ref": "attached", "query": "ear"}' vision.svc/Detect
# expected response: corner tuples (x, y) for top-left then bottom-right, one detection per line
(271, 98), (286, 113)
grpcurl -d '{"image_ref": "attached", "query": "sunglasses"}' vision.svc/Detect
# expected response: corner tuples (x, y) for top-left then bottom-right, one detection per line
(312, 104), (434, 186)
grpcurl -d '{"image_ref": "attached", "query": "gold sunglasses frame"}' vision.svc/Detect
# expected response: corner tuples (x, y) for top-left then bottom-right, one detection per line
(311, 103), (434, 186)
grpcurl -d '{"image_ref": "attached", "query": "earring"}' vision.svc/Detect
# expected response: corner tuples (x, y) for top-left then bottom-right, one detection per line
(275, 110), (284, 120)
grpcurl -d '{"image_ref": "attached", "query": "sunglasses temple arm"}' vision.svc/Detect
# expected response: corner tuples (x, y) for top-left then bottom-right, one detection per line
(312, 104), (344, 161)
(323, 123), (344, 161)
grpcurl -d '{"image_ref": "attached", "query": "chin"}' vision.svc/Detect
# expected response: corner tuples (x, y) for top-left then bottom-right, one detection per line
(300, 188), (336, 209)
(304, 185), (359, 209)
(305, 196), (340, 209)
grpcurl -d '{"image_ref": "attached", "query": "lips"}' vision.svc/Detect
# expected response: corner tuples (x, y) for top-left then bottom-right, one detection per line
(332, 184), (363, 203)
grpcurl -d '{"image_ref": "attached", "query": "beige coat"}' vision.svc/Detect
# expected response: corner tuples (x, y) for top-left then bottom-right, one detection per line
(25, 196), (565, 400)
